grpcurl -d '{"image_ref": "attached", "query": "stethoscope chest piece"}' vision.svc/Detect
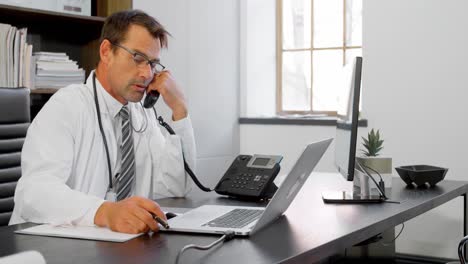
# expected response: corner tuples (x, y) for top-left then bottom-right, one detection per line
(105, 190), (117, 202)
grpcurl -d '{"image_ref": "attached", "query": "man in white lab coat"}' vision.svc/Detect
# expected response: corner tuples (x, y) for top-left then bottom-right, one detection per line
(9, 10), (196, 234)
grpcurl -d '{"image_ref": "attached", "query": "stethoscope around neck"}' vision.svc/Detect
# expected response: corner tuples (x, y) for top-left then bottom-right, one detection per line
(92, 72), (116, 191)
(91, 72), (211, 193)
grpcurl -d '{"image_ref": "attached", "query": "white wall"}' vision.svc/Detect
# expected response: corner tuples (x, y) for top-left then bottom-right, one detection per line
(240, 0), (276, 117)
(241, 0), (468, 259)
(134, 0), (240, 187)
(364, 0), (468, 258)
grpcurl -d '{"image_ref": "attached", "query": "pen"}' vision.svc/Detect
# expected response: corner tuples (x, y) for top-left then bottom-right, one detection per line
(153, 214), (170, 229)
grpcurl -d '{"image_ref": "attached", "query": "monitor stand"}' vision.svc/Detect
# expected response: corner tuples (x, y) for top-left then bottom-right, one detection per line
(322, 169), (385, 204)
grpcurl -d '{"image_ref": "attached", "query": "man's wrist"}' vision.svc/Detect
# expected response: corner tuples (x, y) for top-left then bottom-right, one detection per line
(172, 105), (188, 121)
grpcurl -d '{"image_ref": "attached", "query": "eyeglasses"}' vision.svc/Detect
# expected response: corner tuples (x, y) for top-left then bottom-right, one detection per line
(110, 42), (165, 73)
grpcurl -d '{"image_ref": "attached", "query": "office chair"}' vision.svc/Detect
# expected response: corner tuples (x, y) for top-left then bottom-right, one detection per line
(0, 88), (30, 226)
(445, 235), (468, 264)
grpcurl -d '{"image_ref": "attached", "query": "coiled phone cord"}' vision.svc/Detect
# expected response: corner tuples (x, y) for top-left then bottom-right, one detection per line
(151, 107), (213, 192)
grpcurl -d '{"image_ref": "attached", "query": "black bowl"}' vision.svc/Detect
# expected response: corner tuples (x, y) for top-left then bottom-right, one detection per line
(395, 165), (448, 187)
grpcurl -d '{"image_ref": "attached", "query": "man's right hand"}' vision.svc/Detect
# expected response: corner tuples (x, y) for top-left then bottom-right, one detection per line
(94, 196), (166, 234)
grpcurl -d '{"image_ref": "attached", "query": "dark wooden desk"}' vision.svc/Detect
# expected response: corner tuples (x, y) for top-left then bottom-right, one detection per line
(1, 173), (467, 264)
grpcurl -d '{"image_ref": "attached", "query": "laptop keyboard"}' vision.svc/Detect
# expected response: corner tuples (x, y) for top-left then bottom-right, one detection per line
(202, 209), (263, 229)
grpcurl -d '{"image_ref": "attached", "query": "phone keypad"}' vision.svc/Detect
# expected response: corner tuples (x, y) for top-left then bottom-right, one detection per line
(231, 173), (269, 191)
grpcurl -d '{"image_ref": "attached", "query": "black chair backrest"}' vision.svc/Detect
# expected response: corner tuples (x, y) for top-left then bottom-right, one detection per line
(0, 88), (30, 226)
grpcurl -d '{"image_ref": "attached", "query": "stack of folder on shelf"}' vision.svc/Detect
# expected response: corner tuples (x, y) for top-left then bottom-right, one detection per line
(0, 23), (34, 88)
(33, 52), (85, 89)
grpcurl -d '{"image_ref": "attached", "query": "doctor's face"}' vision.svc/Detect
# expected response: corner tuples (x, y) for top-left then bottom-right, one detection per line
(106, 24), (161, 104)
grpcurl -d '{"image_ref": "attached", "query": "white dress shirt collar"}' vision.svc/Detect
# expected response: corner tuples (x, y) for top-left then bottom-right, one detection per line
(85, 71), (123, 119)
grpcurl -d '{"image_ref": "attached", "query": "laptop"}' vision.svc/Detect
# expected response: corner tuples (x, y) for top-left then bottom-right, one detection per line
(161, 138), (333, 236)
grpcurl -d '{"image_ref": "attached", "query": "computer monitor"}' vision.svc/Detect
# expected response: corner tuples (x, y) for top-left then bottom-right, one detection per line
(322, 56), (385, 203)
(334, 56), (362, 181)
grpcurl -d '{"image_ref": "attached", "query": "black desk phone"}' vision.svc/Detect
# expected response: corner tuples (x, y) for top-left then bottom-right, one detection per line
(215, 154), (283, 200)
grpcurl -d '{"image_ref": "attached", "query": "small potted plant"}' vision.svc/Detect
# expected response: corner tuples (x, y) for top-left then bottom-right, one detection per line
(356, 129), (392, 187)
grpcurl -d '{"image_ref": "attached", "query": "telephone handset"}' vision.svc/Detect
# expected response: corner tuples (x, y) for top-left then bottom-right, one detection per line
(143, 88), (283, 200)
(143, 90), (160, 108)
(215, 155), (283, 200)
(143, 72), (160, 108)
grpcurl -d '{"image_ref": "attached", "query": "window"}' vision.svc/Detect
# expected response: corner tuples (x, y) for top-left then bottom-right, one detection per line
(277, 0), (362, 115)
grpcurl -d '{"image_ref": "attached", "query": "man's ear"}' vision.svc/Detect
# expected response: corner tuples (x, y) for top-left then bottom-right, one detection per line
(99, 39), (113, 65)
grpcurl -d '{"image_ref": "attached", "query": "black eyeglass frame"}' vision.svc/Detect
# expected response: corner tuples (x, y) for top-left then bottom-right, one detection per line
(109, 41), (165, 73)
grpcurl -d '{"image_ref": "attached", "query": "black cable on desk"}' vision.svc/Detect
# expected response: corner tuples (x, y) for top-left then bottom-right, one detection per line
(175, 231), (236, 264)
(358, 163), (401, 204)
(355, 161), (387, 199)
(355, 161), (401, 204)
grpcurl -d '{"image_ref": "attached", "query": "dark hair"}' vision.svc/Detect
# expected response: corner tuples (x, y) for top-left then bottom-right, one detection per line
(100, 9), (170, 48)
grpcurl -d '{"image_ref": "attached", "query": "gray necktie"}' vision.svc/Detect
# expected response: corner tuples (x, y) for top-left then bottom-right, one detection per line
(116, 105), (135, 201)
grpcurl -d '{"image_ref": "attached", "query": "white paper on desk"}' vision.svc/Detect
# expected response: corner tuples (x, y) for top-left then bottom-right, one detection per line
(0, 250), (46, 264)
(14, 224), (143, 243)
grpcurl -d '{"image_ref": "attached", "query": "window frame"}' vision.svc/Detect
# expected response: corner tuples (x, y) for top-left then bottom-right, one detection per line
(276, 0), (362, 116)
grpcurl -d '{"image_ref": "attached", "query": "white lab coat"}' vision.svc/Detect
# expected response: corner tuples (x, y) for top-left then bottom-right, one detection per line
(9, 72), (195, 226)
